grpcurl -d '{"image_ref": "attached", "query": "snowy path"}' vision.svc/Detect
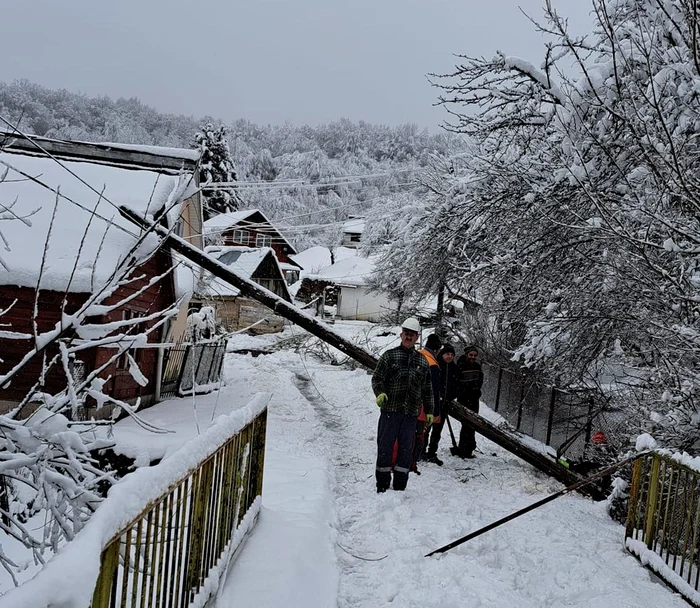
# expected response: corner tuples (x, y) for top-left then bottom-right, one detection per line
(214, 331), (686, 607)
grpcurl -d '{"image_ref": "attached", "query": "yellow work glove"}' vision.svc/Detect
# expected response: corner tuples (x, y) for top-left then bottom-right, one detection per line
(376, 393), (388, 408)
(426, 414), (434, 427)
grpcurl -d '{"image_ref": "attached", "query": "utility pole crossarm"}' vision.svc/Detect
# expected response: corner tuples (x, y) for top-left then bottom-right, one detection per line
(118, 206), (379, 370)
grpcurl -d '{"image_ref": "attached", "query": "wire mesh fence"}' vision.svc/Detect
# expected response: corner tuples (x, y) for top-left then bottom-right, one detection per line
(482, 362), (623, 463)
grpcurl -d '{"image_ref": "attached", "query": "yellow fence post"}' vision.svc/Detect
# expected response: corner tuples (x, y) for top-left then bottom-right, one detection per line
(91, 540), (120, 608)
(625, 457), (643, 540)
(644, 455), (661, 549)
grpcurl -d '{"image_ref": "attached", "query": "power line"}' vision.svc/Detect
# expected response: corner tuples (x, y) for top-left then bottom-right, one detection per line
(204, 168), (419, 190)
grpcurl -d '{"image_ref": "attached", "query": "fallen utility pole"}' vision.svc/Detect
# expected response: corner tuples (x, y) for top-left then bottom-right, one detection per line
(425, 451), (645, 557)
(119, 206), (378, 370)
(119, 206), (597, 494)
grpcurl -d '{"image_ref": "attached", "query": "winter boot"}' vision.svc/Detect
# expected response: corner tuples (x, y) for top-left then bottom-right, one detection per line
(425, 451), (444, 466)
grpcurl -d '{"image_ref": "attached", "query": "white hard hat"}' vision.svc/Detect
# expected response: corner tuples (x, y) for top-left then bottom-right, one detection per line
(401, 317), (421, 333)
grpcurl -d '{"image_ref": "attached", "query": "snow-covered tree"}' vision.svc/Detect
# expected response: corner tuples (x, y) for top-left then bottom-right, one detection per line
(194, 122), (242, 220)
(385, 0), (700, 450)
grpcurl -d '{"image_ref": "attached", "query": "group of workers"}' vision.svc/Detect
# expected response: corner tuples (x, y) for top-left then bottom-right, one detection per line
(371, 317), (484, 493)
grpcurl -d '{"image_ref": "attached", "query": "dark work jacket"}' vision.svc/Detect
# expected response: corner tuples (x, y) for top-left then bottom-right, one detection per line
(438, 358), (458, 406)
(455, 356), (483, 406)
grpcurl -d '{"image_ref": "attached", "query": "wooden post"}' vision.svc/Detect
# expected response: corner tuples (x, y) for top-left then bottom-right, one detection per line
(625, 457), (644, 539)
(449, 401), (586, 492)
(546, 387), (557, 446)
(91, 541), (120, 608)
(645, 455), (662, 549)
(494, 367), (503, 412)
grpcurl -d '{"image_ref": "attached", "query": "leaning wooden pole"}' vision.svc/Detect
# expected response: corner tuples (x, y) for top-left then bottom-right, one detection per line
(119, 206), (588, 492)
(119, 206), (378, 370)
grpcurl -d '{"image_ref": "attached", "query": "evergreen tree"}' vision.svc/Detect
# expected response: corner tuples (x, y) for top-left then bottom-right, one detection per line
(194, 122), (242, 219)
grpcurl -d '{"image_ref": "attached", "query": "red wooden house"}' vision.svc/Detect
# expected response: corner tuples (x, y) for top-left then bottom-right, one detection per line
(203, 209), (302, 284)
(0, 133), (202, 417)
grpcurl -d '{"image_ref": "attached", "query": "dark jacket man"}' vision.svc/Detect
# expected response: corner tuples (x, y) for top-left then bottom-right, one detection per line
(425, 344), (457, 464)
(454, 347), (484, 458)
(372, 318), (433, 492)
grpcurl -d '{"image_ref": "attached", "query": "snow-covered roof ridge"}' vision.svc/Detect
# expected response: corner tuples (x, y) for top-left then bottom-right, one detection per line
(1, 131), (200, 171)
(203, 208), (266, 231)
(92, 141), (200, 160)
(0, 150), (197, 293)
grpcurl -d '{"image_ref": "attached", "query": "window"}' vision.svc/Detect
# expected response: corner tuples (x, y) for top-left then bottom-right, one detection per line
(173, 219), (184, 237)
(349, 233), (361, 243)
(256, 234), (273, 248)
(233, 229), (249, 244)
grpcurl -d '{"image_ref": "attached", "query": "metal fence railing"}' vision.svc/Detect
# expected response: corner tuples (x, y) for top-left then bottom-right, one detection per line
(91, 406), (266, 608)
(2, 395), (268, 608)
(625, 453), (700, 607)
(160, 339), (227, 399)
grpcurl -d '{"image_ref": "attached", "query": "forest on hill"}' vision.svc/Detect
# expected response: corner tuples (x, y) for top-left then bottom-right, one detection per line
(0, 79), (464, 249)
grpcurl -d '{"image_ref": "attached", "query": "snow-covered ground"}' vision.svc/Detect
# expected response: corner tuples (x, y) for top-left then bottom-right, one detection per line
(11, 321), (682, 606)
(210, 322), (686, 607)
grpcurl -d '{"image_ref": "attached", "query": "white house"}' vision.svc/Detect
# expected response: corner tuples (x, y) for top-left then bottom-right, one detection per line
(304, 256), (396, 322)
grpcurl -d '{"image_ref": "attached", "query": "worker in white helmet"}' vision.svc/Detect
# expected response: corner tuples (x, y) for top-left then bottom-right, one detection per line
(371, 317), (434, 492)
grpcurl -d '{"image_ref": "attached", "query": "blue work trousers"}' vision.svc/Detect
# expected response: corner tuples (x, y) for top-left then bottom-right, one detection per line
(376, 410), (417, 491)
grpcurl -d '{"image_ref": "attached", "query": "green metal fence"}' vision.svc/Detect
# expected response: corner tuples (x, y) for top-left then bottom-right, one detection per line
(625, 452), (700, 606)
(91, 408), (267, 608)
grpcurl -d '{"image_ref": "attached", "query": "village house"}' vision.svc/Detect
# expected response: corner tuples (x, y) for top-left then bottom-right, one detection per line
(203, 209), (302, 285)
(341, 216), (365, 248)
(301, 255), (396, 322)
(194, 246), (292, 334)
(0, 132), (203, 416)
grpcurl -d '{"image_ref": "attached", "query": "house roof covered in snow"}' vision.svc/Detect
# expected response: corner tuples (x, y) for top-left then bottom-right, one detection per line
(203, 208), (297, 255)
(290, 246), (358, 275)
(0, 148), (198, 293)
(197, 246), (291, 300)
(342, 217), (365, 234)
(305, 255), (376, 287)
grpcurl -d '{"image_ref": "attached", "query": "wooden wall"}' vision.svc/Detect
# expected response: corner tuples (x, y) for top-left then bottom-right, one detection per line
(0, 249), (176, 417)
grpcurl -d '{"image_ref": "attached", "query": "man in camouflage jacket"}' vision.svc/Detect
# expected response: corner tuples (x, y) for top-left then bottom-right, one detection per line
(372, 318), (434, 492)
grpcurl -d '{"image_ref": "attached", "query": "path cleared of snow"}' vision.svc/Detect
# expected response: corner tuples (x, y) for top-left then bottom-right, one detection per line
(214, 323), (687, 608)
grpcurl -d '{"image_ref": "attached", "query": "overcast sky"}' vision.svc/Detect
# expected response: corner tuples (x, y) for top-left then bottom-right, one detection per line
(1, 0), (592, 129)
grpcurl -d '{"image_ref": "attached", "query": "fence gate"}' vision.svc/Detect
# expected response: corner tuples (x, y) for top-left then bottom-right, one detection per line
(625, 452), (700, 607)
(160, 339), (227, 399)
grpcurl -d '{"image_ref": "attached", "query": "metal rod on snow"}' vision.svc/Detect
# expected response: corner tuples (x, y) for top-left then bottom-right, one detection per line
(425, 452), (648, 558)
